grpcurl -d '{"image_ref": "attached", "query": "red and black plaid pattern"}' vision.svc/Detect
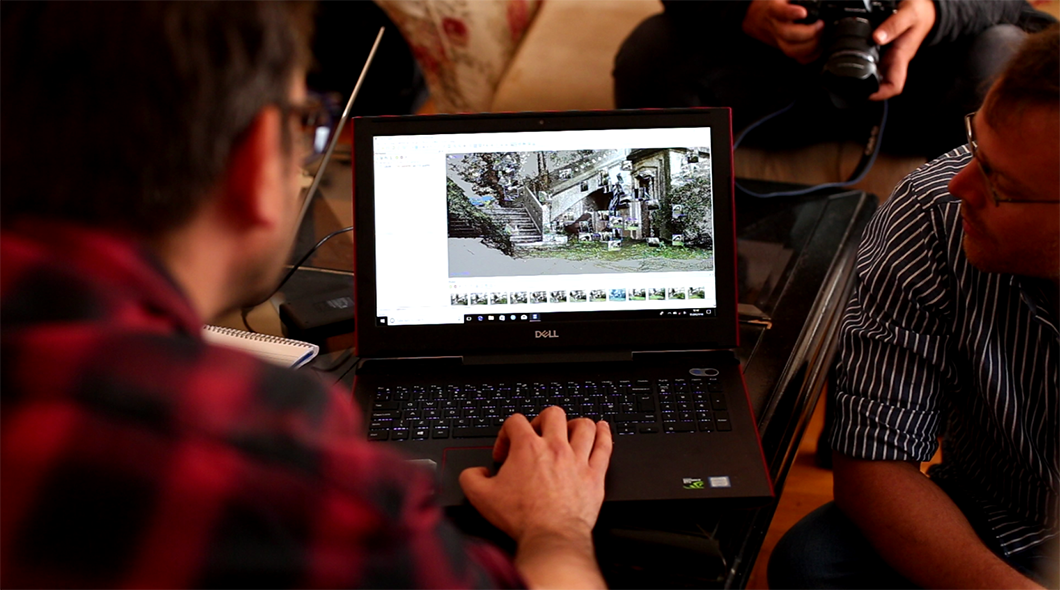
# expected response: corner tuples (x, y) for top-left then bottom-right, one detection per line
(1, 219), (523, 588)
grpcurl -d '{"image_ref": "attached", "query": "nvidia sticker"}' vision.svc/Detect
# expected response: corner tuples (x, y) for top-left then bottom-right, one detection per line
(683, 476), (731, 489)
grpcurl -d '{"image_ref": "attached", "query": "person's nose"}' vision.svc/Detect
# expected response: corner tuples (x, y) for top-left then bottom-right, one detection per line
(947, 160), (988, 208)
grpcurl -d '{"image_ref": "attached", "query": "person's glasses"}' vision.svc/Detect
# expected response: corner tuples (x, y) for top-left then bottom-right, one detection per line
(964, 111), (1060, 207)
(281, 96), (337, 163)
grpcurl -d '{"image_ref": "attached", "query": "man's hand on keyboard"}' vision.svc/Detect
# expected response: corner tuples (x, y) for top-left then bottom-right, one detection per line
(459, 406), (612, 589)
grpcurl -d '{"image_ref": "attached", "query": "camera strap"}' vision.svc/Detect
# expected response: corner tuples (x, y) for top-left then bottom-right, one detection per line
(734, 99), (889, 198)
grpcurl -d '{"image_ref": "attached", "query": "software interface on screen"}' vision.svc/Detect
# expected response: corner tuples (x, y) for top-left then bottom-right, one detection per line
(372, 126), (718, 327)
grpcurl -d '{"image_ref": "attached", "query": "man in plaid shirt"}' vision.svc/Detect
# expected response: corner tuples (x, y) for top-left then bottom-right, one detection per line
(0, 3), (612, 588)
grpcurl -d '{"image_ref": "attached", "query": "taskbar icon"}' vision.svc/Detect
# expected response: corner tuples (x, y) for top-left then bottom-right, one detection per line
(465, 314), (539, 323)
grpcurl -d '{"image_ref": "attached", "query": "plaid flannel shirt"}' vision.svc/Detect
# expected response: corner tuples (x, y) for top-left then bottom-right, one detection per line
(0, 218), (523, 588)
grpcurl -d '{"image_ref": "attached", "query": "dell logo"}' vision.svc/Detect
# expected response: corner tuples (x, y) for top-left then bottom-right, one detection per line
(535, 330), (559, 339)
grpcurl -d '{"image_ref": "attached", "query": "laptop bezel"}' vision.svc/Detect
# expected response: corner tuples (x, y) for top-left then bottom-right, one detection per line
(352, 109), (738, 359)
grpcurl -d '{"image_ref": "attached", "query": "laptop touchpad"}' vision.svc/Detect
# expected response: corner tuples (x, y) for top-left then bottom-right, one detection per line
(439, 447), (495, 506)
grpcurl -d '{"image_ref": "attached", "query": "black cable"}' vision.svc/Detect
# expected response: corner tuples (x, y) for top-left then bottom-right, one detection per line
(334, 356), (358, 385)
(244, 225), (354, 310)
(733, 100), (798, 151)
(733, 100), (889, 198)
(311, 349), (354, 373)
(240, 307), (257, 333)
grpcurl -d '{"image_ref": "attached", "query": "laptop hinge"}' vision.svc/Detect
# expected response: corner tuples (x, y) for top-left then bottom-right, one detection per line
(461, 350), (634, 366)
(632, 348), (738, 359)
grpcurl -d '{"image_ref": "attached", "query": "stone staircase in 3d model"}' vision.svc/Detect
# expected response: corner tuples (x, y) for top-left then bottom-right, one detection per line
(488, 205), (541, 244)
(449, 203), (542, 245)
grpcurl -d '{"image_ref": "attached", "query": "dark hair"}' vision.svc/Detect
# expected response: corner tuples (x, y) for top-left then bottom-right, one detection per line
(983, 24), (1060, 128)
(1, 1), (313, 236)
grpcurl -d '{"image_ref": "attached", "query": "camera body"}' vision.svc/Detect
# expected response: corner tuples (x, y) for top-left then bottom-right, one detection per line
(793, 0), (898, 107)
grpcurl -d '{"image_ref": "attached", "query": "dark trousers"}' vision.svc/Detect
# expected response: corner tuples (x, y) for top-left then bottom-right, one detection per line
(767, 502), (1060, 588)
(614, 15), (1025, 158)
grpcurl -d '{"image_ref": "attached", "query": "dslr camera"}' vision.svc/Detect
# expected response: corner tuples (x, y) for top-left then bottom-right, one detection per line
(793, 0), (898, 108)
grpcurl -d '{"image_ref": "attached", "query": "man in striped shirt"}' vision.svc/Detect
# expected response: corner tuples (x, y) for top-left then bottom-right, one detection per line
(769, 26), (1058, 589)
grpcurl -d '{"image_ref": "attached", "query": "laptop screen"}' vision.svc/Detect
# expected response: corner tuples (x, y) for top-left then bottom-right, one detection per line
(354, 110), (737, 358)
(374, 127), (718, 324)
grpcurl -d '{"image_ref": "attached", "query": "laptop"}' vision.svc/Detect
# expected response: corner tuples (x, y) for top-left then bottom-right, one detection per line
(350, 108), (773, 509)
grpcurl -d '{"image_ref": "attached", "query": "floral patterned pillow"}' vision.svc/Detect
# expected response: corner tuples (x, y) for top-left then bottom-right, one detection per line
(377, 0), (541, 113)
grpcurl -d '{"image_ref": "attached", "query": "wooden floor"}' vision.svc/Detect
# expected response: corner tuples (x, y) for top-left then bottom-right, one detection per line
(746, 399), (834, 589)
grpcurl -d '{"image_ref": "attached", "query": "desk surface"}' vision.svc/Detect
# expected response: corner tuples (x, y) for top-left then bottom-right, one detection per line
(253, 166), (877, 588)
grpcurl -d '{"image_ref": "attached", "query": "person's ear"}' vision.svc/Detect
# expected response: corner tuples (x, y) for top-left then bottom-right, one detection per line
(221, 106), (285, 229)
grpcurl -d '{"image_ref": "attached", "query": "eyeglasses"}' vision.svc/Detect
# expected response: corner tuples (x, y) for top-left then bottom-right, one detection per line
(964, 111), (1060, 207)
(280, 96), (336, 162)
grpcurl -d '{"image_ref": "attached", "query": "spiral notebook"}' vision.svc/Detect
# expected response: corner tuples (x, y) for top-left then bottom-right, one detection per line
(203, 325), (319, 369)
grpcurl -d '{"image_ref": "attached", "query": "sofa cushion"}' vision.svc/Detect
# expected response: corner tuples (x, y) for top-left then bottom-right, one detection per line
(377, 0), (542, 113)
(491, 0), (660, 112)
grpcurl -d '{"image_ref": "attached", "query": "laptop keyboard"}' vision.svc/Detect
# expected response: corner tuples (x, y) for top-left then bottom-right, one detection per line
(366, 376), (731, 441)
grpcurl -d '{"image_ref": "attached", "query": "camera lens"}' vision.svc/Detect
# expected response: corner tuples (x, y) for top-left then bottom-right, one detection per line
(821, 17), (880, 108)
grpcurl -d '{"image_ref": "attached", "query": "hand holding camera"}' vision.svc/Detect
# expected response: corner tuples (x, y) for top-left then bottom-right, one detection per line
(744, 0), (935, 107)
(867, 0), (936, 101)
(742, 0), (826, 64)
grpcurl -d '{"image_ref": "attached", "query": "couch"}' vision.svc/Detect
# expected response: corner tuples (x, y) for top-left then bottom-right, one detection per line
(377, 0), (1058, 200)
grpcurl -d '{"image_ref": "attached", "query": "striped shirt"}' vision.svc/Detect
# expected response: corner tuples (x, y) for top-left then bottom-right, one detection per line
(831, 147), (1059, 556)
